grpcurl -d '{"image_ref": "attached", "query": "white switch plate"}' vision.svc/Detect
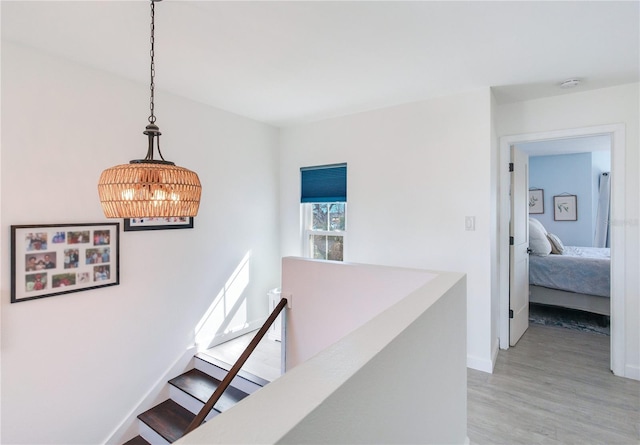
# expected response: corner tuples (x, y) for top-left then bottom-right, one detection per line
(465, 216), (475, 231)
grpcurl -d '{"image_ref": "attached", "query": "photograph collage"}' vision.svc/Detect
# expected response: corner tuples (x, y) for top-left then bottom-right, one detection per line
(12, 223), (119, 302)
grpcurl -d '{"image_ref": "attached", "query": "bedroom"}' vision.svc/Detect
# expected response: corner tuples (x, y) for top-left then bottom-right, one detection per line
(518, 135), (612, 335)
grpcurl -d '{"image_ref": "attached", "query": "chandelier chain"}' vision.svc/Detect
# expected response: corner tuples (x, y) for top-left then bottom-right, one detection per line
(149, 0), (156, 124)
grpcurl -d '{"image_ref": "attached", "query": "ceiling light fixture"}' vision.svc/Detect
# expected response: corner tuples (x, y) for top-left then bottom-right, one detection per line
(559, 78), (581, 89)
(98, 0), (201, 219)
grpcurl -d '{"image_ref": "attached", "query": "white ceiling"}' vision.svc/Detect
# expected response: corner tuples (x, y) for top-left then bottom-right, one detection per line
(2, 1), (639, 127)
(516, 134), (611, 157)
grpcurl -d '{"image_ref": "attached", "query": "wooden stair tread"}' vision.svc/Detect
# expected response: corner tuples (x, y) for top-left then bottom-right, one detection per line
(123, 435), (150, 445)
(194, 353), (270, 387)
(169, 368), (249, 411)
(137, 399), (195, 443)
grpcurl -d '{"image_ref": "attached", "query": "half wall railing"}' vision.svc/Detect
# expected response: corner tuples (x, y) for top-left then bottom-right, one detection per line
(177, 257), (468, 445)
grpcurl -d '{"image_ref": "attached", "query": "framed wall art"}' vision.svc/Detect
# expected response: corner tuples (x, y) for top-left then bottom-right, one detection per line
(124, 217), (194, 232)
(528, 188), (544, 214)
(553, 194), (578, 221)
(11, 223), (120, 303)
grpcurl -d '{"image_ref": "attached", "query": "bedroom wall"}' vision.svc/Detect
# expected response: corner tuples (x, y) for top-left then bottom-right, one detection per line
(529, 152), (596, 246)
(496, 82), (640, 380)
(591, 150), (611, 173)
(1, 42), (281, 444)
(279, 88), (494, 372)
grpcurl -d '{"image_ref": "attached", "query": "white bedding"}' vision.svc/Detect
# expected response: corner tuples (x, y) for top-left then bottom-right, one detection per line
(529, 246), (610, 298)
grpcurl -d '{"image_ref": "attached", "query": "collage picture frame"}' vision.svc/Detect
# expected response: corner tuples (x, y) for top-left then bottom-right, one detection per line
(11, 223), (120, 303)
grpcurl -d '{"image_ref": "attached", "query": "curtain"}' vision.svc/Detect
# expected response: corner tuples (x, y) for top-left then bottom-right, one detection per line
(594, 172), (611, 248)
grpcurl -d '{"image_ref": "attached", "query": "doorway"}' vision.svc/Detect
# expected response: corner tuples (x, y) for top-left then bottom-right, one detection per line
(498, 124), (626, 376)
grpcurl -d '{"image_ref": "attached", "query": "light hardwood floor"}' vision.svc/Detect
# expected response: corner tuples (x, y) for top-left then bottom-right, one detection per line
(203, 332), (282, 382)
(468, 324), (639, 444)
(208, 324), (639, 444)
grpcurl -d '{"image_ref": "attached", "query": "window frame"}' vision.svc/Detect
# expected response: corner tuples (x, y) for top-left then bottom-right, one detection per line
(302, 202), (347, 262)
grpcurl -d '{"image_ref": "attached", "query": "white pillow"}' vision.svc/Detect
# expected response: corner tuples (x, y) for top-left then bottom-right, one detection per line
(528, 218), (551, 255)
(529, 217), (547, 235)
(547, 233), (565, 254)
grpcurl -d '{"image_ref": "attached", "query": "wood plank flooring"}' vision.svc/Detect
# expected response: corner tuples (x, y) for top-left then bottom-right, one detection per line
(204, 332), (282, 382)
(468, 324), (640, 444)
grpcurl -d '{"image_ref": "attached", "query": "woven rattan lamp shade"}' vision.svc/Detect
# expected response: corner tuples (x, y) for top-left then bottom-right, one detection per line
(98, 162), (201, 218)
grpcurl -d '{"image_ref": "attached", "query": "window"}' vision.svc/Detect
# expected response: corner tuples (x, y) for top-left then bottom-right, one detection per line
(301, 164), (347, 261)
(304, 202), (346, 261)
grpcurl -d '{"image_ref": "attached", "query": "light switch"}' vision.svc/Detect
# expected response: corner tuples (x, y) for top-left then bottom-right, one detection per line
(465, 216), (475, 231)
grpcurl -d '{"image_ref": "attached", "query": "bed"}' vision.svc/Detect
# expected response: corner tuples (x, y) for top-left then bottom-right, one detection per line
(528, 218), (611, 316)
(529, 246), (611, 315)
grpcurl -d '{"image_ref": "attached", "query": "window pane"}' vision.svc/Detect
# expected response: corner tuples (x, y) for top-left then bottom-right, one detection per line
(309, 235), (343, 261)
(310, 234), (326, 259)
(312, 203), (328, 230)
(309, 202), (345, 231)
(328, 203), (346, 231)
(327, 236), (344, 261)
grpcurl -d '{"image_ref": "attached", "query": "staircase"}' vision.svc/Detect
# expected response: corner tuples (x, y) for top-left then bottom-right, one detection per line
(123, 353), (270, 445)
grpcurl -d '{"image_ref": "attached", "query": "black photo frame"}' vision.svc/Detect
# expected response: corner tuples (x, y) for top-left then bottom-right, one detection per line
(11, 223), (120, 303)
(124, 217), (194, 232)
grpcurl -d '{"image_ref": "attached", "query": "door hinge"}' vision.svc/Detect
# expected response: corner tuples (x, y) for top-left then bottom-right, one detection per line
(509, 236), (514, 245)
(509, 309), (514, 319)
(509, 162), (514, 172)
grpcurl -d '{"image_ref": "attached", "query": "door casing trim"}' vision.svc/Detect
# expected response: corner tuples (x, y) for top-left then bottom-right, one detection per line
(498, 124), (625, 377)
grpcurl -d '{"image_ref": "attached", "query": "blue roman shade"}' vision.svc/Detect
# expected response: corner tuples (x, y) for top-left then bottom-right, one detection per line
(300, 163), (347, 203)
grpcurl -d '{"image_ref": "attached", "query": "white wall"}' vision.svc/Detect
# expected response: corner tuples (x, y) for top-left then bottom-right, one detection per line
(496, 83), (640, 378)
(281, 257), (437, 368)
(1, 42), (281, 444)
(279, 89), (494, 372)
(490, 91), (500, 367)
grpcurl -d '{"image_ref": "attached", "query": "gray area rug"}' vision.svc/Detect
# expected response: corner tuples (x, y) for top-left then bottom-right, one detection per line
(529, 303), (610, 336)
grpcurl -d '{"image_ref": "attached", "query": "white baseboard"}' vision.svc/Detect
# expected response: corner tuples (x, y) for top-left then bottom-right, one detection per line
(467, 339), (500, 374)
(625, 363), (640, 381)
(102, 345), (196, 445)
(467, 354), (493, 373)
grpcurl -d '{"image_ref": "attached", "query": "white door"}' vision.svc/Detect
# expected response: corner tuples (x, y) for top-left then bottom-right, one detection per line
(509, 146), (530, 346)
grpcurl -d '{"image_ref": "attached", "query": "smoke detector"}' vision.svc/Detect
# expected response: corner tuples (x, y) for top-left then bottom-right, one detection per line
(560, 78), (581, 89)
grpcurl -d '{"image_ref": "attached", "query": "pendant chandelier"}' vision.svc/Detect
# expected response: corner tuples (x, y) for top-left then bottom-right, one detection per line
(98, 0), (201, 219)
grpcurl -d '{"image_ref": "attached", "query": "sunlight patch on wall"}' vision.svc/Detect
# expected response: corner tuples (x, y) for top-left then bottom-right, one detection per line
(195, 251), (251, 350)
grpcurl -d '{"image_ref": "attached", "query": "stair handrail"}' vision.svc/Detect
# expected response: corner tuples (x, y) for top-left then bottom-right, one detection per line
(183, 297), (288, 436)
